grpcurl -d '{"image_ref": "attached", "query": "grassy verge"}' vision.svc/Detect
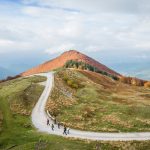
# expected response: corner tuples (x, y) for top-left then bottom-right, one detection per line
(46, 69), (150, 132)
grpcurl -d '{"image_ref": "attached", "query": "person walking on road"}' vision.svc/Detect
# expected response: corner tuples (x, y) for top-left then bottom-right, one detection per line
(47, 119), (50, 126)
(51, 124), (54, 131)
(54, 118), (57, 124)
(67, 127), (70, 134)
(63, 126), (67, 135)
(58, 122), (61, 129)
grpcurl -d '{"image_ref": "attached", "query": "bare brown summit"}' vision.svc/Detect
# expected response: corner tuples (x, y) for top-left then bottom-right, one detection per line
(21, 50), (120, 77)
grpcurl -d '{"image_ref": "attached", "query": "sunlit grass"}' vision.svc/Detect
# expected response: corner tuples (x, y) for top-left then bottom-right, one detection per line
(47, 69), (150, 132)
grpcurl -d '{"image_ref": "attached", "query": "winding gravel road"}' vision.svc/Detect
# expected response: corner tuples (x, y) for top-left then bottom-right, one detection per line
(31, 72), (150, 141)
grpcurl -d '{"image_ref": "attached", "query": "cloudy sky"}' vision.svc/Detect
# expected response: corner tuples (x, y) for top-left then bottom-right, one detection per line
(0, 0), (150, 79)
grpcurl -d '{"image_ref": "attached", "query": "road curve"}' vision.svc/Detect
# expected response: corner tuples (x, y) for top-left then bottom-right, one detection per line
(31, 72), (150, 141)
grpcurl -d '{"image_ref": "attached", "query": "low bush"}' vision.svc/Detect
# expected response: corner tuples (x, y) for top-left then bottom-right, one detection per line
(0, 75), (21, 83)
(144, 81), (150, 88)
(119, 76), (146, 86)
(64, 60), (119, 81)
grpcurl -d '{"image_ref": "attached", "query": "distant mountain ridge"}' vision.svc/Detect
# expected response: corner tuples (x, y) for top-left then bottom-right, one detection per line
(21, 50), (120, 77)
(0, 66), (15, 79)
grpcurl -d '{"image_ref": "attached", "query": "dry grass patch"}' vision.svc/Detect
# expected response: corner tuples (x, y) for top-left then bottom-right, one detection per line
(46, 74), (76, 117)
(78, 70), (116, 89)
(10, 83), (45, 115)
(136, 118), (150, 125)
(102, 113), (132, 128)
(0, 76), (46, 116)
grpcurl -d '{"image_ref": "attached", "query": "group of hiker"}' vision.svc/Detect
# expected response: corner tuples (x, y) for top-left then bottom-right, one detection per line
(47, 118), (70, 135)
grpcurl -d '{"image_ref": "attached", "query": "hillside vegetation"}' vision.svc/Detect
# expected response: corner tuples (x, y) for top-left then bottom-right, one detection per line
(64, 60), (119, 80)
(46, 69), (150, 132)
(64, 60), (148, 87)
(0, 74), (150, 149)
(144, 81), (150, 88)
(0, 75), (46, 116)
(119, 76), (146, 86)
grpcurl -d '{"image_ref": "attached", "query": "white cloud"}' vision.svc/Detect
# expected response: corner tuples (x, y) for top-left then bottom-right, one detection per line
(134, 54), (149, 59)
(0, 39), (14, 46)
(45, 43), (75, 54)
(22, 0), (150, 14)
(22, 6), (42, 16)
(0, 0), (150, 56)
(0, 38), (37, 53)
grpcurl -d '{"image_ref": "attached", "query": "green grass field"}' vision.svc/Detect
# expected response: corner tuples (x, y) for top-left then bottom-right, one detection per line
(0, 74), (150, 150)
(0, 75), (104, 150)
(46, 69), (150, 132)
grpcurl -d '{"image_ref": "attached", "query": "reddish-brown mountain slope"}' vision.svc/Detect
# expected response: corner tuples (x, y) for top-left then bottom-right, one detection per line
(21, 50), (120, 77)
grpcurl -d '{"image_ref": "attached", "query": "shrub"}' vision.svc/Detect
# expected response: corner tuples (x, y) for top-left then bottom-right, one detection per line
(66, 80), (80, 89)
(120, 76), (145, 86)
(0, 75), (21, 83)
(131, 78), (144, 86)
(64, 60), (118, 81)
(72, 83), (78, 89)
(144, 81), (150, 88)
(82, 107), (95, 118)
(63, 74), (68, 81)
(67, 80), (73, 86)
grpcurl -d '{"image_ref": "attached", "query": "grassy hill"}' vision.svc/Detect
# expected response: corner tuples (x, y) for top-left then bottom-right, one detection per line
(0, 74), (150, 149)
(0, 75), (108, 149)
(46, 69), (150, 132)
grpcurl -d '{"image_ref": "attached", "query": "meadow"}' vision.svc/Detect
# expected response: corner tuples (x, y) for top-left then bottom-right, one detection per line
(47, 69), (150, 132)
(0, 74), (150, 149)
